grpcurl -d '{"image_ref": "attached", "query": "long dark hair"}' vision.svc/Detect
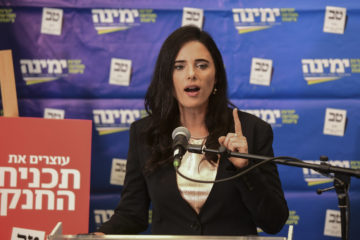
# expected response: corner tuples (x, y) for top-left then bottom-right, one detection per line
(144, 25), (232, 172)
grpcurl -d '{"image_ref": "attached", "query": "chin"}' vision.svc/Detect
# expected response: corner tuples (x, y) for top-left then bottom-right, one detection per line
(179, 101), (209, 110)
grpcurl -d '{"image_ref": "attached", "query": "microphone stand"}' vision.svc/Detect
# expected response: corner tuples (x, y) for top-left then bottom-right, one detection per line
(186, 144), (360, 240)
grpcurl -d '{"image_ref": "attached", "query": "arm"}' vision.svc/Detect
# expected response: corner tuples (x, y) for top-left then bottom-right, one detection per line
(97, 122), (150, 234)
(219, 109), (288, 234)
(236, 121), (289, 234)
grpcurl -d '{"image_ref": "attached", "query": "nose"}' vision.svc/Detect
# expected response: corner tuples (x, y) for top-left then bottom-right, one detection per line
(187, 65), (196, 81)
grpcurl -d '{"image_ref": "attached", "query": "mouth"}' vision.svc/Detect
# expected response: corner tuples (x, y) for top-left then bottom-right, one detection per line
(184, 86), (200, 93)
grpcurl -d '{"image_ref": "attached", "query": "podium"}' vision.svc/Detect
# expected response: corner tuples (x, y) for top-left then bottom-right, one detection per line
(48, 236), (286, 240)
(47, 222), (287, 240)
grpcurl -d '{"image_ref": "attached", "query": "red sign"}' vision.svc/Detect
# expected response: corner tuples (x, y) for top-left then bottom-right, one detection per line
(0, 117), (92, 239)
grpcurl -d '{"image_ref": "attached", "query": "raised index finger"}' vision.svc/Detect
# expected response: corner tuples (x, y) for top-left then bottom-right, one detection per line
(233, 108), (243, 135)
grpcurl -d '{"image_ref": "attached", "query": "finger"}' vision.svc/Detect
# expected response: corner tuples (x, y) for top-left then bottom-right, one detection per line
(231, 142), (248, 150)
(229, 141), (238, 152)
(228, 143), (235, 152)
(233, 108), (243, 136)
(223, 133), (235, 147)
(218, 136), (226, 145)
(230, 136), (248, 151)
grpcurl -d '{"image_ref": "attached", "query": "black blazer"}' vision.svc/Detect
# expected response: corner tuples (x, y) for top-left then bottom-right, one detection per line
(98, 109), (289, 235)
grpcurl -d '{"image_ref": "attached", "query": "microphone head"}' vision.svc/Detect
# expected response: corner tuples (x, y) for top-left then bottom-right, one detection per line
(172, 126), (191, 141)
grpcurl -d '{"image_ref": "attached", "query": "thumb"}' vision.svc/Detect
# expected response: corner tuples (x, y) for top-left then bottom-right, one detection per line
(218, 136), (225, 145)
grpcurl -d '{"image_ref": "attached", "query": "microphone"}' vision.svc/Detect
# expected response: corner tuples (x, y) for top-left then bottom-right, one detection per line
(172, 126), (190, 168)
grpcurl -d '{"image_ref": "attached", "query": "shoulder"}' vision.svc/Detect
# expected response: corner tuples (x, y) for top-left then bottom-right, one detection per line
(131, 115), (152, 129)
(128, 115), (152, 141)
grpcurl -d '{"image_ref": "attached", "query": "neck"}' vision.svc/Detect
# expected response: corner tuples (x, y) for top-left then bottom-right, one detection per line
(179, 106), (208, 138)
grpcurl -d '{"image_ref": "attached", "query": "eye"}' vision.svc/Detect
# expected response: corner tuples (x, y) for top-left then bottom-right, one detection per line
(174, 64), (184, 70)
(196, 63), (209, 70)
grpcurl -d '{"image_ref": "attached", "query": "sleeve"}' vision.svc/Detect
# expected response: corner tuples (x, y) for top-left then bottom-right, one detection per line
(230, 121), (289, 234)
(97, 122), (151, 234)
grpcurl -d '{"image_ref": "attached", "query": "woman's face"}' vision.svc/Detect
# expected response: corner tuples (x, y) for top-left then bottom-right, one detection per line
(172, 41), (216, 112)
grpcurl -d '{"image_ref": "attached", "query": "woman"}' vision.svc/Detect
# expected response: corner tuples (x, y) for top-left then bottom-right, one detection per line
(97, 26), (289, 235)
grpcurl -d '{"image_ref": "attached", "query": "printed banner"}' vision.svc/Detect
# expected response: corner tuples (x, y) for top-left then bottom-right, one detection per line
(0, 117), (92, 239)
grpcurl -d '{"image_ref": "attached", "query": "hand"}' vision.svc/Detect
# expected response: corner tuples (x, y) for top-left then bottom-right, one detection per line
(218, 108), (249, 169)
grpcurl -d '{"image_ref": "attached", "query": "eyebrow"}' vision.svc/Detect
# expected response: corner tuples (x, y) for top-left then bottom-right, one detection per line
(174, 59), (210, 63)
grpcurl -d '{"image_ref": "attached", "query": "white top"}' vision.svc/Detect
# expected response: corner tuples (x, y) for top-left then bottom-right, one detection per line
(176, 137), (218, 214)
